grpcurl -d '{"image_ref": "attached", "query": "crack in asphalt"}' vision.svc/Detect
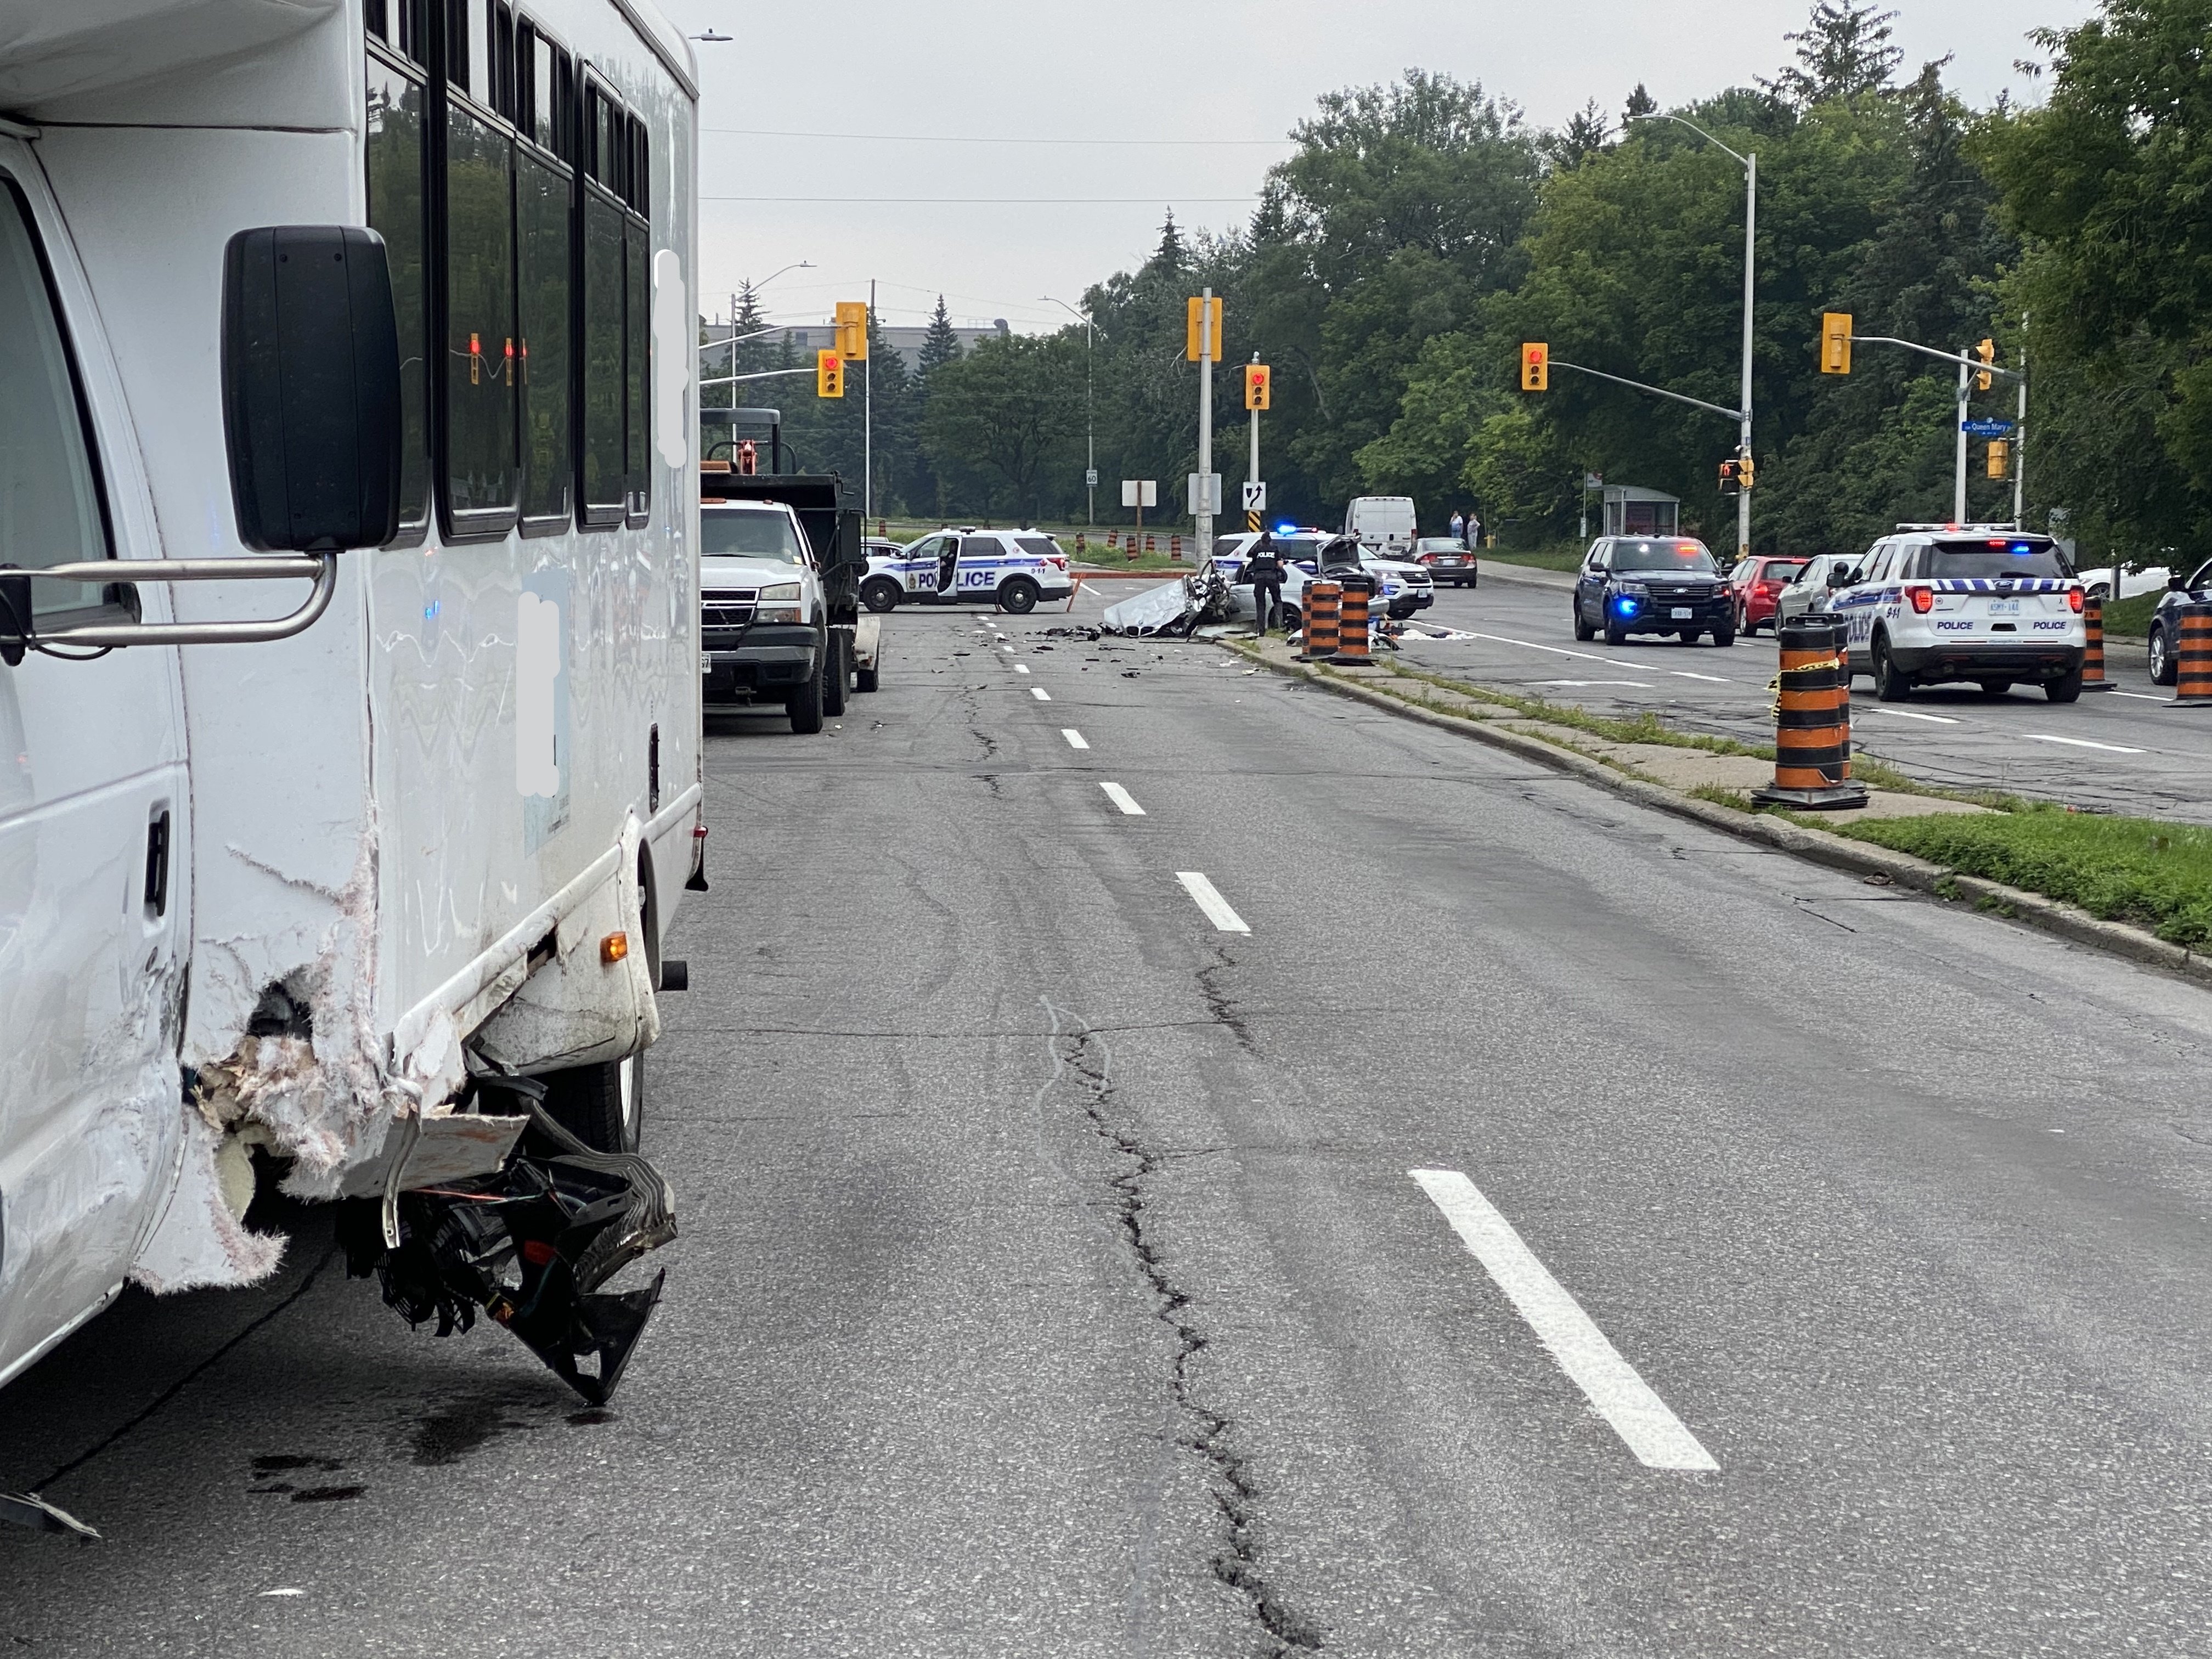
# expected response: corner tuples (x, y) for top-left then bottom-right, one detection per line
(1040, 998), (1323, 1655)
(1195, 947), (1260, 1056)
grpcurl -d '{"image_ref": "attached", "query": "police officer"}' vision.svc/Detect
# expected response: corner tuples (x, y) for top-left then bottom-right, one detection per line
(1244, 534), (1285, 636)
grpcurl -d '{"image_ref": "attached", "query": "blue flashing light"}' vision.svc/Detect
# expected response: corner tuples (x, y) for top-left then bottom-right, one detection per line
(1612, 596), (1639, 617)
(1274, 521), (1299, 535)
(2010, 541), (2032, 555)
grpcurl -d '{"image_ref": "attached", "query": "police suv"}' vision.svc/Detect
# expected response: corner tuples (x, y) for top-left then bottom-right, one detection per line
(860, 528), (1074, 614)
(1832, 525), (2086, 702)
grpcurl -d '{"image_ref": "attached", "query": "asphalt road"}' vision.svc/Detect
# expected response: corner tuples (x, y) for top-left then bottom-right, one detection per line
(1376, 563), (2212, 820)
(5, 605), (2212, 1656)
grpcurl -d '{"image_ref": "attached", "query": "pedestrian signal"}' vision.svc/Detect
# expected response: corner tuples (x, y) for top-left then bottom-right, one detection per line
(1185, 296), (1223, 362)
(835, 301), (868, 361)
(1987, 439), (2008, 478)
(1820, 312), (1853, 375)
(1718, 458), (1741, 497)
(1976, 337), (1995, 391)
(1244, 363), (1271, 410)
(816, 348), (844, 398)
(1520, 342), (1548, 392)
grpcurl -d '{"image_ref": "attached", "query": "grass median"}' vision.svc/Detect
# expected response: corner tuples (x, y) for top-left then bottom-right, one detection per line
(1837, 805), (2212, 947)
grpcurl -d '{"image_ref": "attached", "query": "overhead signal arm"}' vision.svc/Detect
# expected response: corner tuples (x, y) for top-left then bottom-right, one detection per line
(1521, 344), (1746, 424)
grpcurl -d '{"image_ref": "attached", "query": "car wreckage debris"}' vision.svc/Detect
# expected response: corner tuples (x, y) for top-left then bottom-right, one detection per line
(336, 1101), (676, 1406)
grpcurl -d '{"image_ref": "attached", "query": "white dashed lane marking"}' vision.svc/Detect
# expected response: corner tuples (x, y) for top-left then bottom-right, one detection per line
(1031, 687), (1052, 701)
(1099, 782), (1146, 816)
(1062, 729), (1089, 749)
(1410, 1168), (1718, 1474)
(2024, 732), (2148, 754)
(1175, 872), (1249, 933)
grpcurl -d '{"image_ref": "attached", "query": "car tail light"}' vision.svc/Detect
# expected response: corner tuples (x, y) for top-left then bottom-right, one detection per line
(2067, 586), (2084, 613)
(1756, 581), (1779, 596)
(1906, 585), (1934, 614)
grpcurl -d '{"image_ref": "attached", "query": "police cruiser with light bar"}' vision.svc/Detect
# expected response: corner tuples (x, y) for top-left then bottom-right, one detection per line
(1831, 525), (2086, 702)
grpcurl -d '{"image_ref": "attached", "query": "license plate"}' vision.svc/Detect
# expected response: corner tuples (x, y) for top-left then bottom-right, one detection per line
(1671, 607), (1694, 620)
(1987, 599), (2019, 615)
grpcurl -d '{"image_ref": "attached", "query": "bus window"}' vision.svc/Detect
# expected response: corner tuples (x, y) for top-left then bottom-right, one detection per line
(624, 123), (649, 526)
(515, 26), (571, 530)
(442, 95), (518, 533)
(0, 178), (110, 617)
(365, 48), (431, 540)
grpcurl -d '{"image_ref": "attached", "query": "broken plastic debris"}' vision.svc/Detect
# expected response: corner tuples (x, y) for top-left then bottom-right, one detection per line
(0, 1492), (99, 1540)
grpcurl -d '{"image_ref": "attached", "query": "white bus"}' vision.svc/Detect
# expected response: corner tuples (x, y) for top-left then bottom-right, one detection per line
(0, 0), (702, 1455)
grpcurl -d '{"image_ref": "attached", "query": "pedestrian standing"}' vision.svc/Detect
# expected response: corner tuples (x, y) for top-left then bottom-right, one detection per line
(1466, 511), (1482, 549)
(1449, 509), (1466, 545)
(1245, 534), (1285, 637)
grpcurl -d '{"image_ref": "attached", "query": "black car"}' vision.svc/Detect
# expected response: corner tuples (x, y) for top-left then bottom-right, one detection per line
(1572, 536), (1735, 646)
(2149, 558), (2212, 684)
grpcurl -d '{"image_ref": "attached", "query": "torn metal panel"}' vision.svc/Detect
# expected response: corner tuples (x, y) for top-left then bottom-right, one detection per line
(1101, 567), (1235, 637)
(0, 1491), (99, 1541)
(332, 1113), (528, 1200)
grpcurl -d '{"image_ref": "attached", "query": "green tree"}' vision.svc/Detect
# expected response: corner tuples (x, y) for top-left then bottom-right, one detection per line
(918, 334), (1085, 523)
(1979, 0), (2212, 562)
(1764, 1), (1903, 106)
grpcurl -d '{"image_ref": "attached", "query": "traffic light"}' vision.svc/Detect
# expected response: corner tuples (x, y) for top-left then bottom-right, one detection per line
(1244, 362), (1272, 411)
(1184, 296), (1223, 362)
(1737, 450), (1756, 492)
(1987, 439), (2008, 478)
(1718, 458), (1741, 497)
(1976, 337), (1995, 392)
(1520, 342), (1548, 392)
(1820, 312), (1853, 375)
(816, 348), (843, 398)
(835, 300), (868, 361)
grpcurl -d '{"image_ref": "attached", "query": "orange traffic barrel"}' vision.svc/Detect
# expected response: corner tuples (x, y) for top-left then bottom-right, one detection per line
(1752, 615), (1869, 809)
(2176, 601), (2212, 705)
(2081, 593), (2111, 691)
(1302, 582), (1342, 660)
(1333, 577), (1373, 664)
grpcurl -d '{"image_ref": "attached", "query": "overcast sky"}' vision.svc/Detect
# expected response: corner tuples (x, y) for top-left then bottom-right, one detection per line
(657, 1), (2091, 336)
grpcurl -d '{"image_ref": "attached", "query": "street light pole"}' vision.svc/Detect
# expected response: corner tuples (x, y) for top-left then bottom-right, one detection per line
(1630, 113), (1755, 560)
(1042, 296), (1096, 525)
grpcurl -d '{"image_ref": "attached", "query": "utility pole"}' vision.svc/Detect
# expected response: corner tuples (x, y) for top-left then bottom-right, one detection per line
(1737, 150), (1755, 562)
(1955, 347), (1971, 524)
(2013, 311), (2028, 528)
(864, 277), (874, 525)
(1249, 352), (1260, 529)
(1197, 285), (1214, 563)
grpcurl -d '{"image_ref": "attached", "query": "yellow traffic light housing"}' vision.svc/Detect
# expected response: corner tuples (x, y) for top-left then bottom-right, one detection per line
(1820, 312), (1853, 374)
(835, 301), (868, 361)
(1184, 296), (1223, 362)
(1244, 363), (1271, 411)
(1520, 342), (1548, 392)
(1976, 337), (1995, 391)
(1737, 451), (1756, 492)
(1987, 439), (2008, 478)
(816, 348), (844, 398)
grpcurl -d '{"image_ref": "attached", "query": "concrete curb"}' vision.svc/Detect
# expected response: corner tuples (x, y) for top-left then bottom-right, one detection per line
(1224, 639), (2212, 988)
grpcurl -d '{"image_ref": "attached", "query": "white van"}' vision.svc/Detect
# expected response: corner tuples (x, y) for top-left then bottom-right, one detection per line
(1345, 496), (1419, 555)
(0, 0), (702, 1444)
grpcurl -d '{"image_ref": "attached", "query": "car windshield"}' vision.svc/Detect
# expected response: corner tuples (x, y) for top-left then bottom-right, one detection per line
(1928, 537), (2069, 579)
(703, 510), (806, 563)
(1611, 540), (1718, 573)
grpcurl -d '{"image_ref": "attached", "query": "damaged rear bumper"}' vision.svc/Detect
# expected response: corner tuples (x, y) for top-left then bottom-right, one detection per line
(336, 1104), (676, 1404)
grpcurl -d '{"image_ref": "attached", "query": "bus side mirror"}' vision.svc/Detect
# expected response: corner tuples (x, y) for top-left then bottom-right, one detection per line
(222, 225), (401, 552)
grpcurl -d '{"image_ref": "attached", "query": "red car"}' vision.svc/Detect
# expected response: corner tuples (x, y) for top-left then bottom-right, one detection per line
(1728, 555), (1809, 635)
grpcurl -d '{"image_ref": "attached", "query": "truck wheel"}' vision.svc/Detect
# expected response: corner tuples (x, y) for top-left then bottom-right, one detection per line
(861, 577), (901, 613)
(542, 1050), (645, 1154)
(787, 641), (827, 733)
(822, 631), (849, 717)
(997, 576), (1040, 614)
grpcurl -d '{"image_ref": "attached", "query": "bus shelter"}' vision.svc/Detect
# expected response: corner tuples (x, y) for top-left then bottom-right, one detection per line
(1602, 486), (1680, 538)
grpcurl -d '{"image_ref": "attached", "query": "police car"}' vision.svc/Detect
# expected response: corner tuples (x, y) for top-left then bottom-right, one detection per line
(1212, 530), (1435, 619)
(1832, 524), (2086, 702)
(859, 528), (1074, 614)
